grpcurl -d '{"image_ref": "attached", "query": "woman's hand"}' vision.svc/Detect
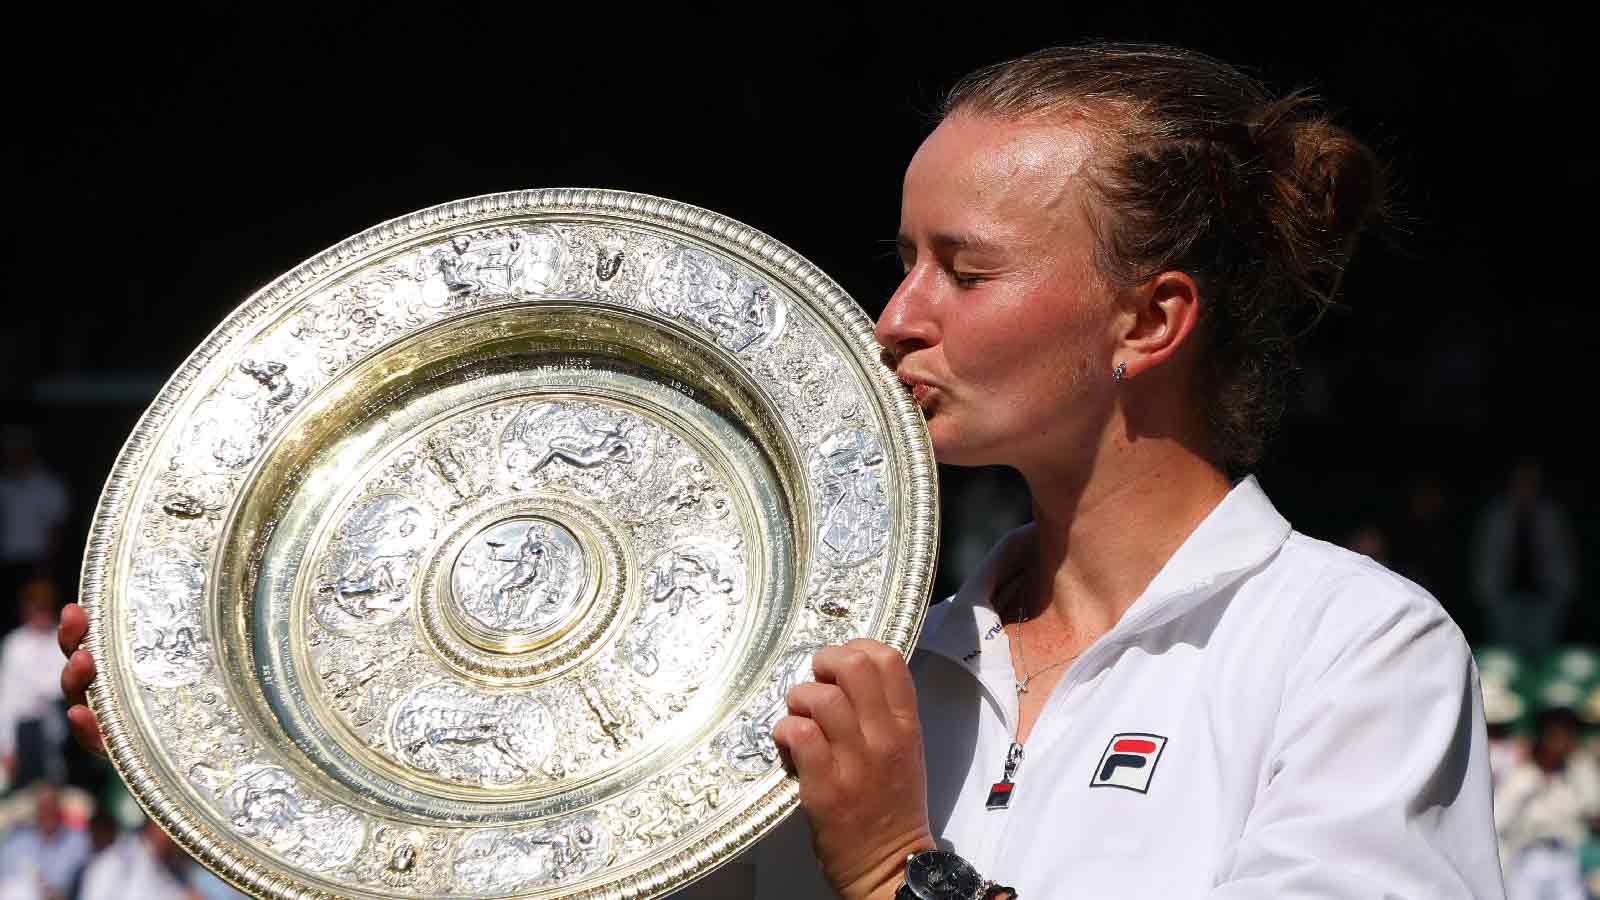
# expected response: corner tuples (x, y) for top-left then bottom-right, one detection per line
(773, 638), (936, 900)
(57, 603), (106, 756)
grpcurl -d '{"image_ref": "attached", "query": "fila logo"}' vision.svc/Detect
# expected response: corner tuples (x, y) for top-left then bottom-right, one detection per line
(1090, 732), (1168, 793)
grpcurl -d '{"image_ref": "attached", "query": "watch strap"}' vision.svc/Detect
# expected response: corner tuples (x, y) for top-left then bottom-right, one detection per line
(894, 876), (1019, 900)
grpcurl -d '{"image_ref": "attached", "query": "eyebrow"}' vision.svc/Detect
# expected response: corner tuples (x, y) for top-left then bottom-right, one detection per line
(895, 232), (1006, 255)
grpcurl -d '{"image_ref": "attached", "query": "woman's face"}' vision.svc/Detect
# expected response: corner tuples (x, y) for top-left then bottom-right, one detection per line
(878, 113), (1119, 470)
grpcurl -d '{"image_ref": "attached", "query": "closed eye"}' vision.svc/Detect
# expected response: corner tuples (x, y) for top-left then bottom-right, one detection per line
(884, 237), (914, 274)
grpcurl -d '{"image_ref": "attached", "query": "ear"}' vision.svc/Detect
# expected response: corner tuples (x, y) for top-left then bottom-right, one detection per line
(1113, 270), (1203, 379)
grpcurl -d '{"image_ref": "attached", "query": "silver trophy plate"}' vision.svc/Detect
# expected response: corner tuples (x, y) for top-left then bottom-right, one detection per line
(81, 190), (938, 898)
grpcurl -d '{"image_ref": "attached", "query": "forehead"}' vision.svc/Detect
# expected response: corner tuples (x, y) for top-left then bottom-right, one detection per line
(901, 114), (1100, 241)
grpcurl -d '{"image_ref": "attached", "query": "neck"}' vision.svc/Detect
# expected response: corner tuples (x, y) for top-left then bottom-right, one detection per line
(1012, 432), (1232, 637)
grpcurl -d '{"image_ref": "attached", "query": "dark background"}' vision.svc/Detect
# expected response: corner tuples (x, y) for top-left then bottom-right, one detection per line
(10, 3), (1592, 641)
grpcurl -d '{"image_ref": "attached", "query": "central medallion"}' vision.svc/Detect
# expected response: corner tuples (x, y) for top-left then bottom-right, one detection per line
(416, 494), (629, 688)
(447, 516), (589, 653)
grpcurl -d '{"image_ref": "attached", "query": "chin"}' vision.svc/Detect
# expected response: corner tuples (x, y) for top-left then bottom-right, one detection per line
(927, 423), (1001, 468)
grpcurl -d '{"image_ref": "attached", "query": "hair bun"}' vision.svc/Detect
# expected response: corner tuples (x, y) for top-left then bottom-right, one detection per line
(1253, 94), (1387, 277)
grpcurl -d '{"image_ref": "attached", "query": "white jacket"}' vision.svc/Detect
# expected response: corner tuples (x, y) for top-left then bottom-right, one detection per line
(752, 476), (1505, 898)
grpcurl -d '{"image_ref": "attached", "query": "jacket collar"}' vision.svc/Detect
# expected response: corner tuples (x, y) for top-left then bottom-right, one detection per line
(919, 475), (1293, 670)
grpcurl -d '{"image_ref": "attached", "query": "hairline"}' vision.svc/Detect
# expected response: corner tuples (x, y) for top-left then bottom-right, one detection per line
(935, 101), (1152, 291)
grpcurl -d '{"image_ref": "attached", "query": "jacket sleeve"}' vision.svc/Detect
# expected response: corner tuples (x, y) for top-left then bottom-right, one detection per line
(1209, 570), (1507, 899)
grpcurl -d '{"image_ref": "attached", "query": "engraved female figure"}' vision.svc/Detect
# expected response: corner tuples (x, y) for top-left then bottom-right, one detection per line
(453, 819), (605, 892)
(502, 402), (657, 497)
(623, 550), (736, 679)
(226, 767), (306, 851)
(318, 497), (432, 625)
(486, 525), (553, 626)
(530, 420), (633, 474)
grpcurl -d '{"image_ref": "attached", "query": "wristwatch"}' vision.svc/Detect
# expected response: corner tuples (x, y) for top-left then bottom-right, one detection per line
(893, 849), (1017, 900)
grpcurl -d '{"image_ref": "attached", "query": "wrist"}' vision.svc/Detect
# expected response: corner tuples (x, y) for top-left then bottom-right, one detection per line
(838, 831), (938, 900)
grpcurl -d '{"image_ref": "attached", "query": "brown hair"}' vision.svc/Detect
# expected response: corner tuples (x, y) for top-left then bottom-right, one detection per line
(943, 42), (1387, 473)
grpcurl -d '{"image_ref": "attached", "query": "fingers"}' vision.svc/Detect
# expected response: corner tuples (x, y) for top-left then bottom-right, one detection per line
(771, 714), (833, 782)
(61, 647), (106, 757)
(785, 680), (863, 757)
(60, 604), (107, 757)
(840, 639), (919, 720)
(780, 640), (922, 797)
(67, 704), (105, 757)
(61, 649), (96, 708)
(849, 639), (919, 723)
(811, 644), (890, 732)
(815, 640), (921, 746)
(59, 602), (87, 659)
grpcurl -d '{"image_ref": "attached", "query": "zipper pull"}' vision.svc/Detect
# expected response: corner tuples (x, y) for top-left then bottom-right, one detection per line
(1004, 741), (1025, 780)
(986, 742), (1025, 810)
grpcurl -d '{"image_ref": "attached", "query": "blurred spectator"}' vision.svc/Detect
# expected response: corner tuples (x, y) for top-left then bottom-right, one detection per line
(77, 818), (202, 900)
(0, 579), (67, 791)
(62, 811), (119, 900)
(1473, 458), (1579, 654)
(1495, 707), (1600, 900)
(0, 784), (91, 900)
(0, 428), (69, 633)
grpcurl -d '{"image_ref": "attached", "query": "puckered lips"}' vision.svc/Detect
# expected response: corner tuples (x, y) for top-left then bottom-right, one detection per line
(896, 371), (938, 409)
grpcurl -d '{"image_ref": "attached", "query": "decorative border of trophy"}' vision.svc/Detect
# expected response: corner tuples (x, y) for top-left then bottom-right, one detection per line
(81, 190), (938, 898)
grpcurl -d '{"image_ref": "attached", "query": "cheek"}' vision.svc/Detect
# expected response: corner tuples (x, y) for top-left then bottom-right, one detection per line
(944, 307), (1101, 397)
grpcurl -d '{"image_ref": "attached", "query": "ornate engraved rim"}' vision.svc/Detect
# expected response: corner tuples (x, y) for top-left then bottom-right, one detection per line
(81, 189), (939, 899)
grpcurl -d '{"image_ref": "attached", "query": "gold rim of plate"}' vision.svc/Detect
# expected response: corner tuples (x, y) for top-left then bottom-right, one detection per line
(80, 189), (938, 899)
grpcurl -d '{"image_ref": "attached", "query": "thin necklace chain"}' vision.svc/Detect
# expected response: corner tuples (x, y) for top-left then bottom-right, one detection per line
(1012, 616), (1080, 695)
(990, 574), (1086, 804)
(1002, 574), (1083, 697)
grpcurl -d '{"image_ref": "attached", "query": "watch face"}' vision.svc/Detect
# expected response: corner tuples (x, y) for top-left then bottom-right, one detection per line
(907, 850), (985, 899)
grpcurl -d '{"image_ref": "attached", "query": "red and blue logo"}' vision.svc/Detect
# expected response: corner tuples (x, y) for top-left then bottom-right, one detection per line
(1090, 733), (1168, 793)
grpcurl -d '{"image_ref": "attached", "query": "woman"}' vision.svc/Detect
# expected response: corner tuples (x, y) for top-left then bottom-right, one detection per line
(61, 42), (1503, 899)
(749, 44), (1503, 898)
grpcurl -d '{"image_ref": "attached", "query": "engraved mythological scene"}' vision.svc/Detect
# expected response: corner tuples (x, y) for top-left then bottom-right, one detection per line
(223, 765), (366, 872)
(128, 546), (212, 687)
(300, 395), (759, 793)
(450, 518), (586, 636)
(314, 494), (437, 633)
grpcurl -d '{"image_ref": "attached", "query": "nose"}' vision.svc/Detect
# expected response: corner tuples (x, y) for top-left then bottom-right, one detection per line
(874, 267), (939, 365)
